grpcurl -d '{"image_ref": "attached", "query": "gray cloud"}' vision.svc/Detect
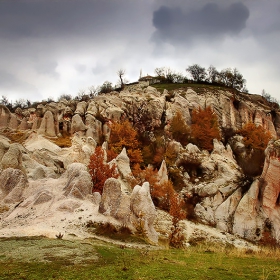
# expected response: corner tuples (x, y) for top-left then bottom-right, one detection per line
(152, 2), (249, 44)
(0, 0), (147, 40)
(0, 0), (279, 102)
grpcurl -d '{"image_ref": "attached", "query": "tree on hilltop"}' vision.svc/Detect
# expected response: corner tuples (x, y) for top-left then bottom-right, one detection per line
(186, 64), (206, 82)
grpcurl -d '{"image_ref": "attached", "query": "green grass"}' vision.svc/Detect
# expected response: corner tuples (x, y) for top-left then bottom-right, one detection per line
(1, 237), (280, 279)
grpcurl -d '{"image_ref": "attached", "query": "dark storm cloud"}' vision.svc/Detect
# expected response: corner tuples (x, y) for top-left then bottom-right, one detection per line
(0, 0), (143, 40)
(152, 2), (250, 44)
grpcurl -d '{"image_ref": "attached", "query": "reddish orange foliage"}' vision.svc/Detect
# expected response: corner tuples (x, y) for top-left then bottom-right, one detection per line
(88, 146), (118, 194)
(109, 120), (143, 166)
(238, 122), (272, 151)
(170, 111), (190, 146)
(169, 193), (186, 225)
(191, 106), (221, 151)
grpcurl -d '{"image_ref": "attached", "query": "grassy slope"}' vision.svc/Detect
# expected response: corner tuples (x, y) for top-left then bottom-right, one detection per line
(1, 237), (280, 280)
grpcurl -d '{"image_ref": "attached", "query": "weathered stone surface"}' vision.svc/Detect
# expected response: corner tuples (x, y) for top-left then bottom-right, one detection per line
(33, 191), (53, 205)
(0, 143), (23, 170)
(63, 163), (93, 199)
(99, 178), (122, 217)
(258, 140), (280, 240)
(75, 101), (88, 116)
(0, 140), (9, 162)
(37, 110), (57, 137)
(130, 182), (158, 244)
(158, 160), (168, 184)
(0, 168), (28, 204)
(0, 105), (11, 128)
(233, 180), (262, 240)
(215, 188), (242, 232)
(71, 114), (87, 134)
(115, 148), (133, 183)
(194, 203), (215, 226)
(85, 114), (102, 144)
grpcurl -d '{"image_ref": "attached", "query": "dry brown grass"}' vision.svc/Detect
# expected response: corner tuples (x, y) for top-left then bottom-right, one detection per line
(49, 135), (72, 148)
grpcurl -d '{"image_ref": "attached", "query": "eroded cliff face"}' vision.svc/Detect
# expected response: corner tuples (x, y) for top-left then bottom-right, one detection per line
(0, 85), (278, 141)
(0, 85), (280, 245)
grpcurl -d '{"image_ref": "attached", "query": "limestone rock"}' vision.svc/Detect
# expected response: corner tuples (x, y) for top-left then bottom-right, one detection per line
(215, 188), (242, 232)
(0, 105), (11, 128)
(259, 140), (280, 240)
(233, 180), (262, 240)
(0, 143), (23, 170)
(63, 163), (93, 199)
(37, 110), (57, 137)
(99, 178), (122, 217)
(0, 168), (28, 204)
(85, 114), (102, 144)
(115, 148), (133, 184)
(71, 114), (87, 134)
(158, 160), (168, 184)
(130, 182), (158, 244)
(75, 101), (88, 116)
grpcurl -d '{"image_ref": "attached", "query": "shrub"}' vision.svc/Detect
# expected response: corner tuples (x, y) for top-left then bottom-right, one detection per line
(88, 146), (118, 194)
(191, 106), (221, 151)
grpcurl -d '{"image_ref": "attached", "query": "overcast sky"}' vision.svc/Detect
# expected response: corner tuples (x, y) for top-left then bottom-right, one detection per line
(1, 0), (279, 102)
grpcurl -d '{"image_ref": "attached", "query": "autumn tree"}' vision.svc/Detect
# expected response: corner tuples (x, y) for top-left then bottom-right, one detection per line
(191, 106), (221, 151)
(88, 146), (118, 194)
(169, 192), (187, 248)
(109, 120), (143, 166)
(170, 111), (190, 146)
(234, 123), (272, 176)
(238, 122), (272, 151)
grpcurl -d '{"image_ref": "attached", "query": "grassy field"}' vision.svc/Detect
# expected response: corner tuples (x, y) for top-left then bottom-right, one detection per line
(1, 237), (280, 280)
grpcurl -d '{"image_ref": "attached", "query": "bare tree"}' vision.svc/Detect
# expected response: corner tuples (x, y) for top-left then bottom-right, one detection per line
(207, 65), (219, 83)
(117, 69), (126, 89)
(88, 85), (98, 97)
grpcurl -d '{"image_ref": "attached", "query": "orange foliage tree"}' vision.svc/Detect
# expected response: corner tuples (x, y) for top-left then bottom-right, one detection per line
(170, 111), (190, 146)
(169, 192), (187, 248)
(191, 106), (221, 151)
(88, 146), (119, 194)
(236, 122), (272, 176)
(238, 122), (272, 151)
(109, 120), (143, 166)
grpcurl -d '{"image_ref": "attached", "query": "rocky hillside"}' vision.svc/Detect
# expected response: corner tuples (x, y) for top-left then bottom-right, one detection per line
(0, 82), (280, 246)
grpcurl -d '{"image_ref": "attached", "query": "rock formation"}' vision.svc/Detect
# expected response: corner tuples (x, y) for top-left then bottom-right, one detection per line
(99, 178), (158, 244)
(0, 84), (280, 246)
